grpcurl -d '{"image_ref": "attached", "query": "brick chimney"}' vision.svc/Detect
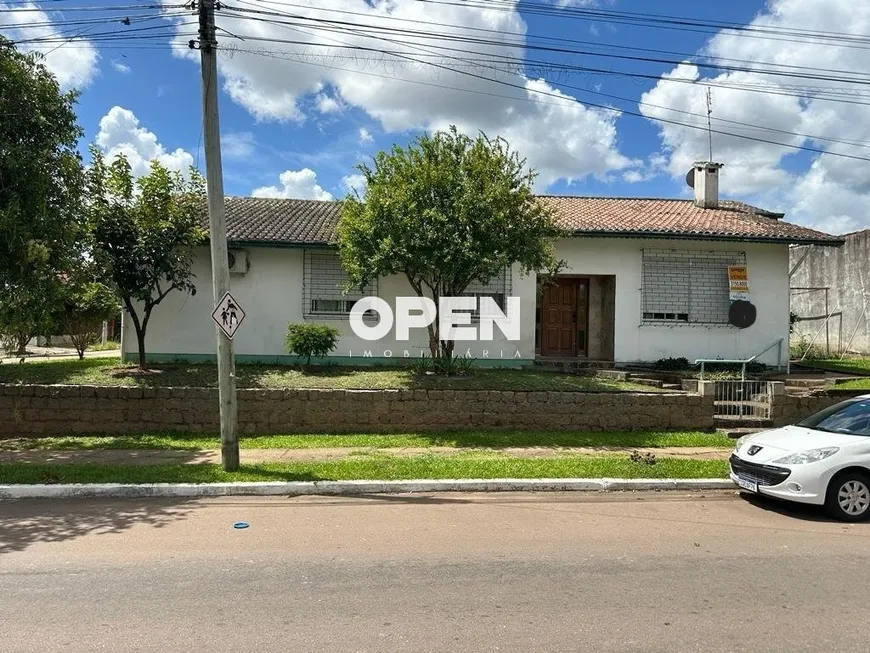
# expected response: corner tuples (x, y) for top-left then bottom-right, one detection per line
(693, 162), (723, 209)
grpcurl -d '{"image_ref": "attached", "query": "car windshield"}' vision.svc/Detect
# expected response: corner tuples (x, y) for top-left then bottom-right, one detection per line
(798, 399), (870, 436)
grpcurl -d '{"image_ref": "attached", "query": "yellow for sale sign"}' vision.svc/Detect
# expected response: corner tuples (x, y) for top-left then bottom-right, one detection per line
(728, 265), (749, 300)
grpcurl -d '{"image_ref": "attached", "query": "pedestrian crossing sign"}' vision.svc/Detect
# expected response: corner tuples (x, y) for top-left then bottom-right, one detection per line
(211, 292), (245, 339)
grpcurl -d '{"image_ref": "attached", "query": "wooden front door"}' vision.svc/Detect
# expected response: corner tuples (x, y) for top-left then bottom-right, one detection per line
(540, 279), (589, 357)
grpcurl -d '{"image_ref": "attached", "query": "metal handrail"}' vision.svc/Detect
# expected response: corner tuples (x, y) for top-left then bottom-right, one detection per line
(696, 338), (785, 381)
(799, 306), (839, 361)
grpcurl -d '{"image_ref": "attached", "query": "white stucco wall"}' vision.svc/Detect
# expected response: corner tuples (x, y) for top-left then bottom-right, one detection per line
(123, 246), (535, 364)
(124, 238), (790, 366)
(553, 238), (790, 365)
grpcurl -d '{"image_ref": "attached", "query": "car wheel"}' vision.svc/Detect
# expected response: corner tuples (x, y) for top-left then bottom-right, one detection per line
(825, 472), (870, 522)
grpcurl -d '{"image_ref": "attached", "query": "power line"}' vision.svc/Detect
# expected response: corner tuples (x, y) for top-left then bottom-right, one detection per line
(414, 0), (870, 50)
(220, 6), (870, 89)
(218, 6), (870, 105)
(212, 30), (870, 150)
(216, 24), (870, 162)
(11, 22), (197, 46)
(218, 11), (870, 107)
(227, 0), (870, 79)
(0, 3), (184, 12)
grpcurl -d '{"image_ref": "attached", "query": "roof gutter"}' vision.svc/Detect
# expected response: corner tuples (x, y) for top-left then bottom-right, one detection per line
(222, 240), (335, 250)
(213, 233), (843, 249)
(569, 230), (845, 247)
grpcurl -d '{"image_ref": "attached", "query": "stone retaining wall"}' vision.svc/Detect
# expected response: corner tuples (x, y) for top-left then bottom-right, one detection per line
(772, 394), (844, 426)
(0, 385), (715, 435)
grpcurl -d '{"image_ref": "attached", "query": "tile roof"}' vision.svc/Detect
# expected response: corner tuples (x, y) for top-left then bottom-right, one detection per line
(210, 196), (842, 247)
(208, 197), (342, 246)
(538, 196), (843, 245)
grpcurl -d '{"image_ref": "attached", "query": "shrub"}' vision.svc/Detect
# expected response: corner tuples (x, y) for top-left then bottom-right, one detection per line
(790, 333), (820, 360)
(653, 357), (691, 371)
(285, 323), (340, 367)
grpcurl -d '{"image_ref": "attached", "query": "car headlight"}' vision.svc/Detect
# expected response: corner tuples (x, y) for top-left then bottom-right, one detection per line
(771, 447), (840, 465)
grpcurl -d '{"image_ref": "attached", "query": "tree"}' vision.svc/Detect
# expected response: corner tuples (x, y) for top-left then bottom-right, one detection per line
(89, 151), (206, 368)
(0, 273), (62, 356)
(59, 274), (118, 360)
(338, 126), (564, 363)
(0, 38), (84, 288)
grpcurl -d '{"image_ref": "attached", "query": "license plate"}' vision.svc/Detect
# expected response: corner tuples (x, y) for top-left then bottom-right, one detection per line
(736, 477), (758, 492)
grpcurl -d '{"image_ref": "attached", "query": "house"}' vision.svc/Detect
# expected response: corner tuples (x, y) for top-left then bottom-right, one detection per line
(121, 163), (842, 368)
(790, 229), (870, 356)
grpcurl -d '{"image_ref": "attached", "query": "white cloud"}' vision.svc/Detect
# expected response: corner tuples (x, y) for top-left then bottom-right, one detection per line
(341, 173), (367, 196)
(0, 2), (99, 88)
(222, 132), (256, 159)
(358, 128), (374, 144)
(316, 93), (342, 114)
(640, 0), (870, 233)
(167, 0), (634, 189)
(96, 106), (195, 178)
(252, 169), (334, 200)
(111, 59), (131, 74)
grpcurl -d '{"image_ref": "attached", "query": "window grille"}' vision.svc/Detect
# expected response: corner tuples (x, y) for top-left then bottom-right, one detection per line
(303, 250), (377, 318)
(641, 249), (746, 325)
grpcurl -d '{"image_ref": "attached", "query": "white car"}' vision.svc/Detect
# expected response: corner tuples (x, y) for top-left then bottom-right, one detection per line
(730, 395), (870, 521)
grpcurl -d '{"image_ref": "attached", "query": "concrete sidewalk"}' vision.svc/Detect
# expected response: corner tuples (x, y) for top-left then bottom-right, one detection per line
(0, 445), (732, 466)
(0, 349), (119, 364)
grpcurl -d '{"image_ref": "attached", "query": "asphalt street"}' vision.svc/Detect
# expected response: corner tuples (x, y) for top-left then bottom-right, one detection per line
(2, 491), (869, 652)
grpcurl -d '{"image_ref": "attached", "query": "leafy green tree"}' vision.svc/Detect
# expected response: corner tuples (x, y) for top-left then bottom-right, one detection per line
(59, 273), (119, 360)
(0, 273), (62, 356)
(338, 126), (563, 363)
(285, 323), (340, 369)
(88, 150), (206, 368)
(0, 38), (84, 287)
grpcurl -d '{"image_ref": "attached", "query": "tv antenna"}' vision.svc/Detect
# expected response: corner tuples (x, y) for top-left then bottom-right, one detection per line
(705, 87), (714, 162)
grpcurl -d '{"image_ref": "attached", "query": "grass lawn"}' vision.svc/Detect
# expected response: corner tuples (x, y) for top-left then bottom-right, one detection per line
(800, 358), (870, 376)
(0, 358), (661, 392)
(0, 430), (733, 452)
(826, 378), (870, 391)
(0, 455), (729, 484)
(91, 340), (121, 352)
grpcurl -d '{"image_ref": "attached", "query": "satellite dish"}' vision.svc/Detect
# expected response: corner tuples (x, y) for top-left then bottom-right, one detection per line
(685, 169), (695, 188)
(729, 301), (757, 329)
(228, 251), (237, 268)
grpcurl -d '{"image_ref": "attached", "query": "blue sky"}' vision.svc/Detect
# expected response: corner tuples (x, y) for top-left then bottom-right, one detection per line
(3, 0), (870, 233)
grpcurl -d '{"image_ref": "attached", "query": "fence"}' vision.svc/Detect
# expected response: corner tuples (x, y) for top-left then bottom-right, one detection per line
(711, 380), (773, 420)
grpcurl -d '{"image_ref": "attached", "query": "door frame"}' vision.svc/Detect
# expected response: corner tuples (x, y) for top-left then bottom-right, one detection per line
(538, 276), (590, 358)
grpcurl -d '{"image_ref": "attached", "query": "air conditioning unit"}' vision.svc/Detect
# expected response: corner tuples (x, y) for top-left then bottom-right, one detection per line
(228, 249), (248, 275)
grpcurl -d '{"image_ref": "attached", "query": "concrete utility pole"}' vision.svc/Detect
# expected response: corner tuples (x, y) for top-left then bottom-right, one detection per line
(197, 0), (239, 471)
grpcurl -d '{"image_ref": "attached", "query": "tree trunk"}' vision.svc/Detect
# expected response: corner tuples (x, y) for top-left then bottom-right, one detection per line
(122, 299), (149, 370)
(426, 325), (439, 361)
(136, 327), (147, 369)
(441, 339), (455, 360)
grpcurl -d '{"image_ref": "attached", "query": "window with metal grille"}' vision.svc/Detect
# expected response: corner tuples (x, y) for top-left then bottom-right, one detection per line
(641, 249), (746, 325)
(459, 267), (511, 321)
(303, 250), (377, 318)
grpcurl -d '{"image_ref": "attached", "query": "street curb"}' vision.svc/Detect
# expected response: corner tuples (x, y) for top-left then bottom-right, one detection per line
(0, 478), (735, 499)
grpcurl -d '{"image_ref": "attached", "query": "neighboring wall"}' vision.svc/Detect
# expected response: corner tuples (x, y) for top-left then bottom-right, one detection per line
(790, 232), (870, 355)
(0, 386), (714, 435)
(556, 238), (791, 366)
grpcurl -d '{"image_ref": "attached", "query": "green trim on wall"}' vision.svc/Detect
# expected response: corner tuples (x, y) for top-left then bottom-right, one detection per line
(122, 352), (534, 368)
